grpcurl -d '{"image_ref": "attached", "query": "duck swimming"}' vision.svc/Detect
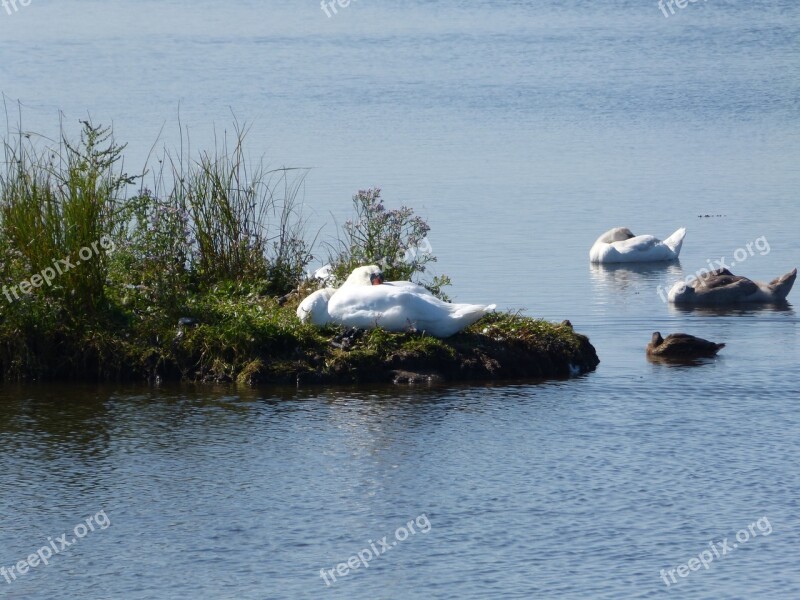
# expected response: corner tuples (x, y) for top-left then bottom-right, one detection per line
(320, 265), (496, 338)
(589, 227), (686, 263)
(668, 268), (797, 305)
(646, 332), (725, 359)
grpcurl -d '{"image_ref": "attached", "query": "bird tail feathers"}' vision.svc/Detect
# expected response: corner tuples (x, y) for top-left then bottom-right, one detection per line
(663, 227), (686, 255)
(769, 268), (797, 300)
(451, 303), (496, 322)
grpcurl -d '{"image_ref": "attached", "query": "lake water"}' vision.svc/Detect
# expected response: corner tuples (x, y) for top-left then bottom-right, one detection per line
(1, 1), (799, 598)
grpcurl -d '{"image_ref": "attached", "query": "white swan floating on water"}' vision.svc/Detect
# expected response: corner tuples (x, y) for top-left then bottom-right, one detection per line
(589, 227), (686, 263)
(297, 265), (496, 338)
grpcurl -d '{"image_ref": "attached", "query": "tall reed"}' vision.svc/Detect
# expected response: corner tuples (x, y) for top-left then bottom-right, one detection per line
(157, 121), (312, 294)
(0, 119), (134, 313)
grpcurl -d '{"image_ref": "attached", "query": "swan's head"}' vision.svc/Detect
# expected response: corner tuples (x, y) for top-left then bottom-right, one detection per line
(650, 332), (664, 347)
(597, 227), (636, 244)
(342, 265), (384, 287)
(667, 281), (694, 303)
(296, 288), (335, 326)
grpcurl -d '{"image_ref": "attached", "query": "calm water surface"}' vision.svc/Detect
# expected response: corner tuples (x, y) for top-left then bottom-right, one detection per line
(0, 1), (799, 598)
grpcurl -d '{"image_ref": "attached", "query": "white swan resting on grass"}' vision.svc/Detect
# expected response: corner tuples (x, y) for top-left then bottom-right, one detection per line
(589, 227), (686, 263)
(296, 267), (431, 325)
(298, 265), (496, 338)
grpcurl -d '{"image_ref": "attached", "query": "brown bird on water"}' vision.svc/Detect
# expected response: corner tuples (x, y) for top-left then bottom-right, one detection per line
(647, 332), (725, 359)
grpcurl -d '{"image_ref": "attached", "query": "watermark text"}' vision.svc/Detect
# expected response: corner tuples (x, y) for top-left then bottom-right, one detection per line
(657, 236), (769, 302)
(658, 0), (707, 18)
(321, 0), (358, 18)
(2, 235), (116, 304)
(660, 516), (772, 588)
(319, 513), (431, 586)
(2, 510), (111, 585)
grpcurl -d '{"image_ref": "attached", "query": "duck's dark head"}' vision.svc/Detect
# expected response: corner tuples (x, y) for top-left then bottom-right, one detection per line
(651, 332), (664, 347)
(369, 271), (385, 285)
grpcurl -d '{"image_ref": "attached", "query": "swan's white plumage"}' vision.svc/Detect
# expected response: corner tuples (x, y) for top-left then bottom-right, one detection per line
(340, 265), (434, 294)
(589, 227), (685, 263)
(296, 288), (336, 325)
(341, 265), (380, 287)
(327, 284), (495, 338)
(299, 265), (495, 337)
(311, 264), (334, 284)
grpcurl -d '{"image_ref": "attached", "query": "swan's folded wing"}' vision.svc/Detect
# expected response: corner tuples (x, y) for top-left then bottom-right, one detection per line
(613, 235), (659, 253)
(328, 286), (492, 336)
(697, 275), (758, 295)
(385, 281), (435, 295)
(328, 286), (442, 321)
(699, 278), (760, 303)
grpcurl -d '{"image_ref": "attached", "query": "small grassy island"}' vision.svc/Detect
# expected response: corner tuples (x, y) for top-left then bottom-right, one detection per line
(0, 120), (598, 384)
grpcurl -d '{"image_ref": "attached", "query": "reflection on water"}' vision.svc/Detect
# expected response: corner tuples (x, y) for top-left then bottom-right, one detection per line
(646, 354), (722, 368)
(2, 378), (800, 599)
(590, 261), (684, 285)
(0, 385), (114, 460)
(589, 261), (685, 305)
(668, 301), (796, 318)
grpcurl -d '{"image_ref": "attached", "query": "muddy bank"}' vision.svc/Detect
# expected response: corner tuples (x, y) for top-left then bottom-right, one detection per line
(219, 314), (600, 386)
(0, 296), (599, 386)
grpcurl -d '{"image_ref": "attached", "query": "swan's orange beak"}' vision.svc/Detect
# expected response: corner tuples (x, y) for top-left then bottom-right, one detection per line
(369, 272), (385, 285)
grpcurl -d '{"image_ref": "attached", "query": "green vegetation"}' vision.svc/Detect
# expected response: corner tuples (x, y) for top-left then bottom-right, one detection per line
(0, 119), (598, 384)
(326, 187), (451, 297)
